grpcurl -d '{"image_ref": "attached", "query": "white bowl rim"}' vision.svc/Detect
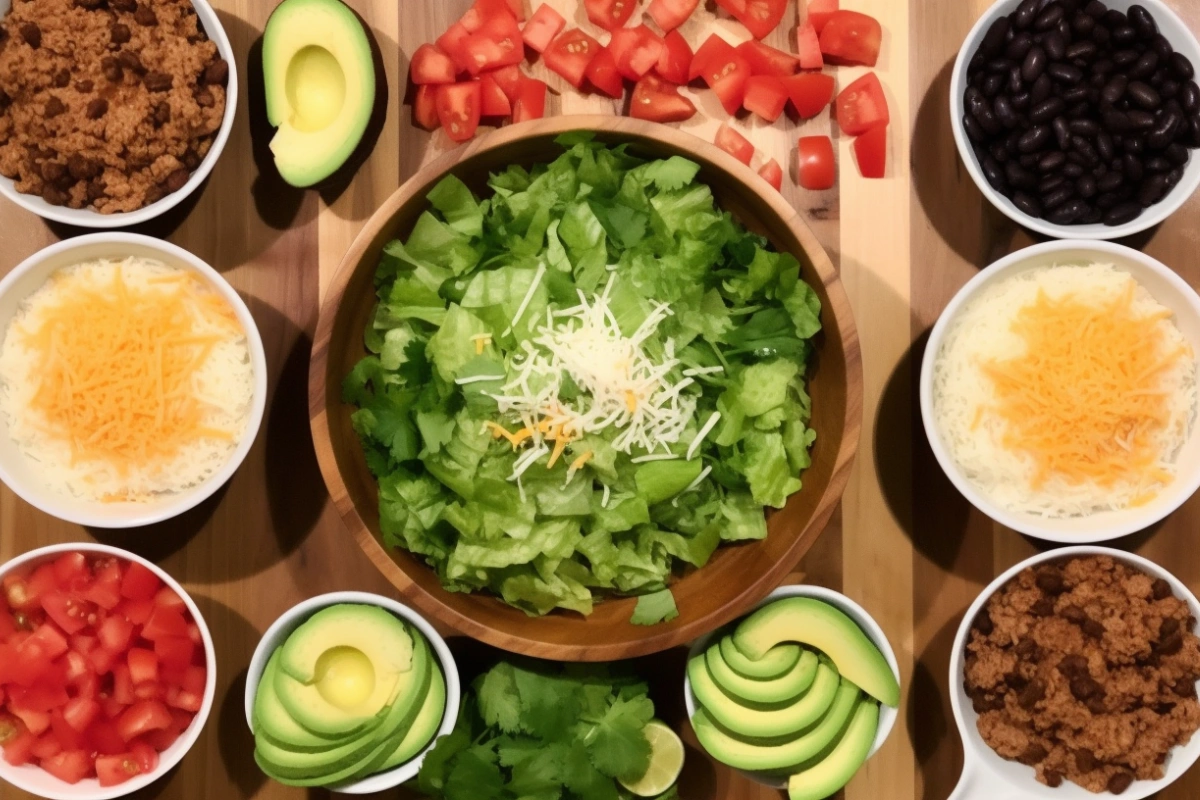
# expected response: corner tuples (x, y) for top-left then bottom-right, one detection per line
(947, 545), (1200, 800)
(682, 584), (901, 790)
(242, 591), (462, 795)
(0, 543), (218, 800)
(949, 0), (1200, 241)
(918, 239), (1200, 543)
(0, 232), (268, 528)
(0, 0), (238, 229)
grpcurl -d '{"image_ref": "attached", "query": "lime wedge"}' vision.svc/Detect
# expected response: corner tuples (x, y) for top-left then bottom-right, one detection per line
(619, 720), (685, 797)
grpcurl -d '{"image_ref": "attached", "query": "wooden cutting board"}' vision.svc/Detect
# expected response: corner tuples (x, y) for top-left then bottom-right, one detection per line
(2, 0), (1200, 798)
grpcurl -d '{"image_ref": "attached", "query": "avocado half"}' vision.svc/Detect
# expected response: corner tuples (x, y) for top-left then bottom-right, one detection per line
(263, 0), (375, 187)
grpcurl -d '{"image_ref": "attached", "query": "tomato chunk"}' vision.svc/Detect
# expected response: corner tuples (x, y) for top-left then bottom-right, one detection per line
(436, 22), (475, 73)
(478, 73), (512, 116)
(798, 135), (836, 190)
(585, 48), (624, 98)
(715, 0), (788, 40)
(40, 749), (91, 784)
(153, 636), (195, 669)
(647, 0), (699, 32)
(523, 4), (566, 53)
(783, 72), (835, 119)
(41, 592), (91, 636)
(795, 22), (823, 70)
(705, 53), (752, 116)
(743, 75), (788, 122)
(116, 701), (171, 743)
(117, 598), (155, 626)
(411, 44), (457, 85)
(30, 732), (62, 760)
(610, 26), (665, 82)
(127, 648), (158, 685)
(715, 123), (755, 165)
(544, 28), (603, 89)
(96, 754), (143, 788)
(62, 697), (100, 734)
(51, 553), (89, 589)
(836, 71), (889, 135)
(512, 78), (548, 122)
(119, 563), (161, 602)
(435, 83), (479, 140)
(85, 719), (127, 756)
(736, 40), (798, 78)
(656, 30), (693, 85)
(807, 0), (839, 33)
(854, 124), (888, 178)
(585, 0), (637, 32)
(688, 34), (735, 84)
(758, 158), (784, 191)
(629, 75), (697, 123)
(462, 12), (525, 75)
(819, 10), (882, 67)
(485, 64), (523, 101)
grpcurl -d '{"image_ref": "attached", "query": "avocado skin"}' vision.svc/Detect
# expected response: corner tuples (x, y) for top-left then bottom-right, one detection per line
(786, 699), (880, 800)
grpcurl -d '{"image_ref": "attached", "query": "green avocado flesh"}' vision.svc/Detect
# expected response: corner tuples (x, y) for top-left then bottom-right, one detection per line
(263, 0), (375, 187)
(691, 680), (862, 773)
(732, 597), (900, 707)
(787, 699), (879, 800)
(706, 643), (818, 704)
(720, 635), (803, 680)
(252, 603), (445, 788)
(689, 654), (840, 739)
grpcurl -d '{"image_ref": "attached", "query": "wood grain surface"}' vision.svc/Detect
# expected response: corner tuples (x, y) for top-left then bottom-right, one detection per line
(0, 0), (1198, 799)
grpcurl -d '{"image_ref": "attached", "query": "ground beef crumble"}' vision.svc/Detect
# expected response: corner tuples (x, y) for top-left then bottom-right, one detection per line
(0, 0), (227, 213)
(964, 555), (1200, 794)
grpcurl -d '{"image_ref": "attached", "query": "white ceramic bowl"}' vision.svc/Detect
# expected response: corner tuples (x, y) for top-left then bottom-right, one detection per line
(948, 546), (1200, 799)
(244, 591), (461, 795)
(0, 0), (237, 228)
(683, 585), (901, 790)
(0, 543), (218, 800)
(0, 233), (267, 528)
(950, 0), (1200, 240)
(919, 239), (1200, 542)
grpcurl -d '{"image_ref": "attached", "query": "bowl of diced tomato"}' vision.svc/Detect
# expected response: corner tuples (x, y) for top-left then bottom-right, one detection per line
(0, 544), (215, 799)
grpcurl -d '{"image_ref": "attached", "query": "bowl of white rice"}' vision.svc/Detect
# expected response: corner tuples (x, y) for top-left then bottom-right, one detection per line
(920, 239), (1200, 543)
(0, 233), (266, 528)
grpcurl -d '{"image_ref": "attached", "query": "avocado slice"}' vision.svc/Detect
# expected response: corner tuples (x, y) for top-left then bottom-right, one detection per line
(706, 643), (818, 705)
(254, 648), (369, 751)
(263, 0), (376, 187)
(274, 604), (414, 735)
(691, 680), (862, 773)
(689, 655), (840, 739)
(733, 598), (900, 707)
(376, 659), (446, 772)
(786, 699), (880, 800)
(720, 635), (803, 680)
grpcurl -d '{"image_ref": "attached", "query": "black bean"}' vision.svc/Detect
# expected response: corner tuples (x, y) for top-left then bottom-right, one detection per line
(1170, 52), (1195, 81)
(1032, 73), (1054, 106)
(1127, 5), (1157, 38)
(1073, 134), (1100, 163)
(1049, 198), (1090, 223)
(1151, 67), (1169, 88)
(1007, 160), (1039, 189)
(1008, 32), (1036, 61)
(1049, 63), (1084, 83)
(1125, 133), (1145, 153)
(1054, 115), (1074, 147)
(1138, 173), (1169, 205)
(1073, 12), (1096, 36)
(1041, 173), (1068, 193)
(1057, 18), (1072, 43)
(1124, 153), (1145, 182)
(1077, 174), (1098, 197)
(1084, 0), (1106, 19)
(1020, 152), (1041, 168)
(988, 57), (1015, 73)
(1185, 115), (1200, 147)
(1105, 201), (1144, 224)
(982, 17), (1012, 58)
(1069, 117), (1099, 135)
(1103, 9), (1127, 29)
(1092, 24), (1110, 46)
(1040, 150), (1068, 171)
(1131, 50), (1160, 80)
(1166, 142), (1190, 165)
(1098, 170), (1126, 191)
(1165, 97), (1185, 118)
(982, 155), (1010, 192)
(1148, 109), (1183, 150)
(1064, 162), (1086, 177)
(1044, 184), (1076, 208)
(1152, 34), (1174, 60)
(1129, 109), (1157, 129)
(969, 51), (987, 77)
(1015, 0), (1042, 30)
(984, 73), (1006, 96)
(1010, 66), (1026, 94)
(1162, 80), (1181, 100)
(1067, 100), (1091, 118)
(993, 96), (1019, 128)
(1030, 96), (1066, 122)
(1036, 3), (1066, 31)
(1044, 31), (1067, 61)
(1023, 45), (1048, 82)
(1146, 155), (1172, 172)
(1013, 90), (1032, 109)
(1166, 166), (1185, 189)
(1096, 190), (1123, 208)
(1113, 48), (1139, 68)
(1102, 74), (1129, 104)
(990, 141), (1011, 163)
(1112, 25), (1137, 46)
(1013, 190), (1045, 216)
(1007, 130), (1024, 155)
(1091, 57), (1115, 76)
(1020, 124), (1054, 152)
(1104, 109), (1133, 132)
(1097, 131), (1116, 160)
(1061, 85), (1091, 104)
(968, 87), (1005, 134)
(1065, 39), (1098, 62)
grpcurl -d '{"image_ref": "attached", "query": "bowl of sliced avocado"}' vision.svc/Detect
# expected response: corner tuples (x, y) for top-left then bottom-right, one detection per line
(683, 585), (901, 796)
(244, 592), (459, 793)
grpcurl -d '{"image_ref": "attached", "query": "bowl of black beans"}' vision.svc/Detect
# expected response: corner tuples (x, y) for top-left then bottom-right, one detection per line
(952, 0), (1200, 238)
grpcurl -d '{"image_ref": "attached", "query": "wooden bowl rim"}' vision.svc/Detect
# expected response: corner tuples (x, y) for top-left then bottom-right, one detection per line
(309, 116), (863, 661)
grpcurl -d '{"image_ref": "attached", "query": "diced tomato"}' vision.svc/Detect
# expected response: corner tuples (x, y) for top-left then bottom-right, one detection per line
(436, 22), (475, 73)
(116, 701), (171, 742)
(113, 664), (134, 705)
(715, 0), (788, 39)
(704, 53), (752, 116)
(21, 622), (69, 663)
(96, 754), (142, 788)
(583, 48), (622, 98)
(152, 636), (195, 670)
(186, 623), (202, 647)
(89, 646), (120, 676)
(784, 72), (835, 118)
(9, 705), (50, 736)
(0, 608), (16, 640)
(414, 85), (440, 130)
(83, 578), (121, 611)
(64, 650), (89, 683)
(1, 722), (36, 766)
(758, 158), (784, 190)
(164, 684), (202, 713)
(41, 749), (92, 784)
(478, 74), (512, 116)
(97, 614), (134, 652)
(743, 75), (788, 122)
(3, 575), (35, 613)
(180, 666), (206, 696)
(133, 682), (163, 702)
(31, 732), (63, 760)
(544, 28), (602, 90)
(69, 633), (97, 656)
(820, 10), (882, 67)
(13, 676), (69, 713)
(117, 598), (155, 626)
(807, 0), (838, 33)
(715, 123), (755, 165)
(49, 708), (85, 751)
(629, 75), (697, 123)
(127, 648), (158, 686)
(610, 26), (664, 82)
(736, 40), (798, 77)
(647, 0), (699, 32)
(511, 78), (548, 122)
(28, 565), (58, 603)
(688, 34), (735, 83)
(74, 672), (100, 700)
(51, 553), (90, 589)
(798, 135), (836, 190)
(836, 71), (889, 135)
(62, 698), (100, 734)
(854, 124), (887, 178)
(131, 740), (159, 774)
(85, 719), (127, 756)
(585, 0), (636, 31)
(142, 710), (189, 752)
(410, 44), (457, 85)
(101, 697), (126, 721)
(461, 0), (519, 31)
(523, 4), (565, 53)
(119, 563), (161, 603)
(41, 592), (91, 636)
(462, 12), (525, 75)
(795, 22), (823, 70)
(656, 30), (692, 85)
(485, 64), (523, 100)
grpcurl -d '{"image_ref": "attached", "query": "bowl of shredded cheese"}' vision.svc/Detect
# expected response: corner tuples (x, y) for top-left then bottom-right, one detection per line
(920, 240), (1200, 543)
(0, 233), (267, 528)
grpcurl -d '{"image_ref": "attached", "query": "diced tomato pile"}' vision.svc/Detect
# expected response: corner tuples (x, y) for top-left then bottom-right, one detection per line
(408, 0), (891, 189)
(0, 553), (206, 788)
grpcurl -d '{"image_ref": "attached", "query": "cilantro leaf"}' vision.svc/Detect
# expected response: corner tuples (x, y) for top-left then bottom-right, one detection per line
(565, 740), (620, 800)
(512, 665), (581, 741)
(586, 694), (654, 781)
(476, 662), (524, 733)
(444, 745), (505, 800)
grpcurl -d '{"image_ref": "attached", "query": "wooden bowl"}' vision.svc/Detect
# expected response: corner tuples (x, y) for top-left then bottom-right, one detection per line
(310, 117), (862, 662)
